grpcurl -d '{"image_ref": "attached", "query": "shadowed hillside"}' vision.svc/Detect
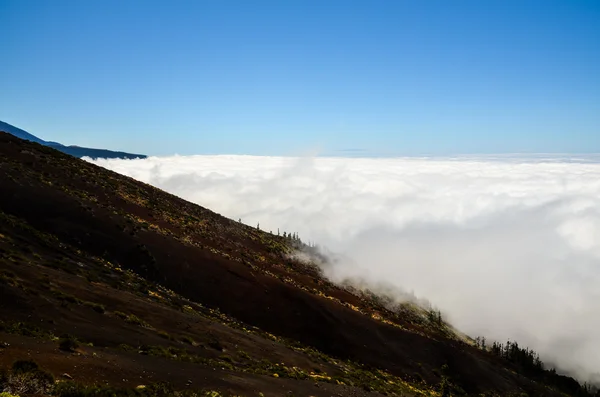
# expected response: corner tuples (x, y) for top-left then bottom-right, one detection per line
(0, 131), (596, 397)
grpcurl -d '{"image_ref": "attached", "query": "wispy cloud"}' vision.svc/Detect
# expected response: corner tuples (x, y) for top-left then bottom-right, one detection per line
(89, 154), (600, 381)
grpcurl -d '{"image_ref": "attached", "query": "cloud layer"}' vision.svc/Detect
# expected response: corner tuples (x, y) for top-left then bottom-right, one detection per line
(89, 154), (600, 381)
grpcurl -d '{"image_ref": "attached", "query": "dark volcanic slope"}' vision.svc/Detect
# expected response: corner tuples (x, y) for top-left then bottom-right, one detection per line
(0, 131), (589, 396)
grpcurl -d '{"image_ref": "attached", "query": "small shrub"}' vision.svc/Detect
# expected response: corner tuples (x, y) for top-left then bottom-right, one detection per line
(11, 359), (39, 374)
(3, 360), (54, 395)
(83, 301), (105, 314)
(202, 392), (225, 397)
(52, 382), (129, 397)
(143, 381), (173, 396)
(180, 335), (196, 345)
(118, 343), (135, 352)
(4, 322), (49, 338)
(53, 381), (100, 397)
(125, 314), (148, 327)
(59, 335), (79, 352)
(114, 311), (149, 327)
(208, 340), (224, 352)
(52, 290), (81, 304)
(0, 369), (8, 388)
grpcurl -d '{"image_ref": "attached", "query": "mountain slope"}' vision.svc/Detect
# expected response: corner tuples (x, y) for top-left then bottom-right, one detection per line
(0, 120), (147, 159)
(0, 131), (594, 397)
(0, 120), (47, 144)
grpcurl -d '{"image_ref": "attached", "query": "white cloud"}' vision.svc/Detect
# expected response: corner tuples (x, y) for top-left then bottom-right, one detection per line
(89, 154), (600, 381)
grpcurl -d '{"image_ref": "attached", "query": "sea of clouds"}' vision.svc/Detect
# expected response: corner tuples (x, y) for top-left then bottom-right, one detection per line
(89, 154), (600, 382)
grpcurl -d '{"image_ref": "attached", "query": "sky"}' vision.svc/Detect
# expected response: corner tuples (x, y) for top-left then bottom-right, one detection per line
(1, 0), (599, 156)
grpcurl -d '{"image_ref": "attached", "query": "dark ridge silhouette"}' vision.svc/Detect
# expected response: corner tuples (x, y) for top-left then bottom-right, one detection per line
(0, 120), (146, 159)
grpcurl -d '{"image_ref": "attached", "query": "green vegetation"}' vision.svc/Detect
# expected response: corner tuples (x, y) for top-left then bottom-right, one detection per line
(0, 320), (54, 339)
(180, 335), (196, 345)
(1, 360), (240, 397)
(83, 300), (106, 314)
(426, 308), (443, 327)
(58, 334), (80, 352)
(113, 311), (151, 328)
(11, 360), (42, 374)
(157, 330), (174, 340)
(53, 381), (242, 397)
(0, 360), (54, 395)
(52, 289), (82, 304)
(480, 339), (600, 396)
(118, 343), (439, 396)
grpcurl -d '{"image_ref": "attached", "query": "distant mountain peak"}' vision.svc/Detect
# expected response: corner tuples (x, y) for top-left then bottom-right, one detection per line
(0, 120), (47, 145)
(0, 120), (146, 159)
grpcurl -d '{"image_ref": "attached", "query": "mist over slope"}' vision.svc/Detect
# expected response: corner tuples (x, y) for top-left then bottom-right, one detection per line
(90, 154), (600, 381)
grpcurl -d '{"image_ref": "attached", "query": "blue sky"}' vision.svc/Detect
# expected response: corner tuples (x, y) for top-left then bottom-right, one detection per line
(1, 0), (599, 156)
